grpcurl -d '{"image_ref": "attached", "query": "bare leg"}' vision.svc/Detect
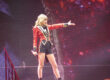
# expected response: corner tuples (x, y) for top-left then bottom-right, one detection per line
(38, 53), (45, 79)
(46, 54), (61, 79)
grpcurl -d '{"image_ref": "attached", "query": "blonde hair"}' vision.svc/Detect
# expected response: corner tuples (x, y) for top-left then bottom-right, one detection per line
(35, 14), (48, 26)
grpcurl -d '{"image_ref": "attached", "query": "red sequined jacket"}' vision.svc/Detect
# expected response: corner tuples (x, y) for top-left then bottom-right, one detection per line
(33, 23), (67, 52)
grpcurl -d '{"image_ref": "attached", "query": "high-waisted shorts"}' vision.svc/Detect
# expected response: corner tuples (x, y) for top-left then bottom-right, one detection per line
(39, 40), (52, 55)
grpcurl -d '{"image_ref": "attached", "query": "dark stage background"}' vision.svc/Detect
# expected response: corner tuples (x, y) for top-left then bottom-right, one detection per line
(0, 0), (110, 80)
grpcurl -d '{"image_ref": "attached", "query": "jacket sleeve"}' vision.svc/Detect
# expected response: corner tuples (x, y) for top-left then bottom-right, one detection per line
(48, 23), (68, 30)
(33, 27), (38, 48)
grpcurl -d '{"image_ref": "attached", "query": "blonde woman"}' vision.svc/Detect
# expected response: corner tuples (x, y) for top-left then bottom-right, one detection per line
(32, 14), (75, 80)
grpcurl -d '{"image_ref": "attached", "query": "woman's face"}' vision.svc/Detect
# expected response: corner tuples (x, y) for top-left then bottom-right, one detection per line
(42, 18), (48, 26)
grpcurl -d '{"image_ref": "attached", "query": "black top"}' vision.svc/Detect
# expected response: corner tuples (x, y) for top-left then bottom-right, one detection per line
(42, 26), (49, 40)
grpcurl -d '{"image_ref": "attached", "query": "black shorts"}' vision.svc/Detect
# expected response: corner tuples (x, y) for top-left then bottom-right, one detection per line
(39, 40), (52, 55)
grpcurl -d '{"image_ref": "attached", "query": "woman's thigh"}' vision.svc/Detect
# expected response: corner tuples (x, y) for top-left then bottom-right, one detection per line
(46, 54), (57, 67)
(38, 53), (45, 66)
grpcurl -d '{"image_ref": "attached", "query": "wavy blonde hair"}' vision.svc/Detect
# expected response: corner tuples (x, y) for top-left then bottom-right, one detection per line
(35, 14), (48, 26)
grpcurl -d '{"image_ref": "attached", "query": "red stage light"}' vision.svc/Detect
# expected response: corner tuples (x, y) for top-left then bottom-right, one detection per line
(91, 0), (96, 2)
(68, 0), (75, 3)
(97, 0), (104, 3)
(60, 1), (64, 8)
(68, 59), (72, 65)
(79, 51), (84, 56)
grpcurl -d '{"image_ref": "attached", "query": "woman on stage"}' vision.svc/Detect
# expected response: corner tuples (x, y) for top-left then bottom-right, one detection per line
(32, 14), (75, 80)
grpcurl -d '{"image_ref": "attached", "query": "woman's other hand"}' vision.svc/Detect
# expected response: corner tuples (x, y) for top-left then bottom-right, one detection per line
(68, 20), (76, 26)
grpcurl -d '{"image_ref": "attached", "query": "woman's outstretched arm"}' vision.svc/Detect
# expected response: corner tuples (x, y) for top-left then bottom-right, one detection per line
(48, 20), (75, 30)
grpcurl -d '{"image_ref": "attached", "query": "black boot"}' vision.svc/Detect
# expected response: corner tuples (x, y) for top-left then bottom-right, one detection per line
(58, 78), (61, 80)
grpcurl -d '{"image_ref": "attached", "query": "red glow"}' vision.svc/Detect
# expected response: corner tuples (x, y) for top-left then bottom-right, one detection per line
(68, 59), (72, 65)
(60, 1), (64, 8)
(97, 0), (104, 3)
(91, 0), (96, 2)
(68, 0), (75, 3)
(79, 51), (84, 56)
